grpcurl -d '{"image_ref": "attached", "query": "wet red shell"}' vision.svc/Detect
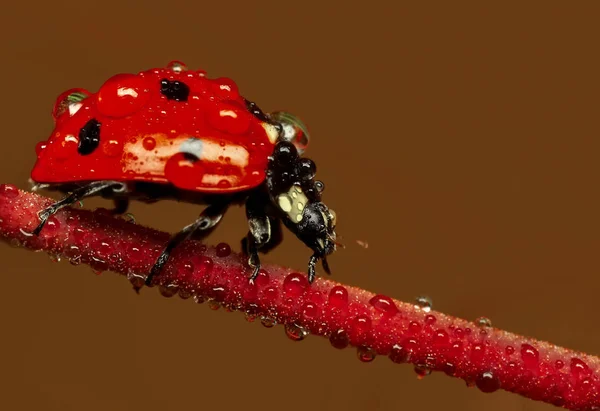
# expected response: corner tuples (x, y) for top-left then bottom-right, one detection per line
(31, 61), (279, 193)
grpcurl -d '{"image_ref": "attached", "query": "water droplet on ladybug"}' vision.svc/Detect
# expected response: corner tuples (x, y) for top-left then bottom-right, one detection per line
(414, 296), (432, 312)
(271, 111), (310, 154)
(284, 323), (309, 341)
(357, 346), (376, 362)
(127, 272), (146, 289)
(193, 295), (206, 304)
(260, 316), (277, 328)
(142, 136), (157, 151)
(206, 105), (251, 135)
(102, 139), (122, 157)
(297, 158), (316, 181)
(167, 60), (188, 73)
(97, 73), (151, 118)
(52, 88), (90, 121)
(476, 316), (492, 328)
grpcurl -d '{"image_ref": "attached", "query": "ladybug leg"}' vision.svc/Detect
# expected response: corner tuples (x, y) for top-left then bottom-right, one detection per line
(142, 200), (229, 289)
(111, 197), (130, 215)
(30, 181), (126, 235)
(243, 191), (281, 283)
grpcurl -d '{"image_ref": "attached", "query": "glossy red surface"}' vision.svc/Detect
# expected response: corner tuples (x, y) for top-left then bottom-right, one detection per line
(31, 62), (277, 193)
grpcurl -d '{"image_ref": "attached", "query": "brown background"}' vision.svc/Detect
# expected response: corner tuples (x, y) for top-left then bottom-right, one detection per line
(1, 2), (598, 410)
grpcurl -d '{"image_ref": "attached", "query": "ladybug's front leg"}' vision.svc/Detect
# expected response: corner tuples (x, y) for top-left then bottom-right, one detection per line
(141, 200), (230, 291)
(243, 191), (282, 283)
(29, 181), (127, 235)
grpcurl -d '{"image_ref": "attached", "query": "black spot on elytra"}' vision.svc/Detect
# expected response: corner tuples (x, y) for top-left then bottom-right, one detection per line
(160, 78), (190, 101)
(78, 118), (101, 155)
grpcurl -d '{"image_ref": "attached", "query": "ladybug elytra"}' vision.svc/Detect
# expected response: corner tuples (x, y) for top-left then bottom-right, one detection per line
(29, 61), (338, 288)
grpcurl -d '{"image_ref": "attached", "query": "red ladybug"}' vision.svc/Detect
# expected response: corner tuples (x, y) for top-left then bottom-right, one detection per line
(29, 61), (338, 287)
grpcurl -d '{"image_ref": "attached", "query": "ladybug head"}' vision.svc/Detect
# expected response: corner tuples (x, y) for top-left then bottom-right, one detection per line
(267, 140), (338, 273)
(295, 201), (338, 259)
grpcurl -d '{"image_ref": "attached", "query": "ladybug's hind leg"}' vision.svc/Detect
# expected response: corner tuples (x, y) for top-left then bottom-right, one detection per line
(142, 199), (230, 290)
(29, 181), (127, 235)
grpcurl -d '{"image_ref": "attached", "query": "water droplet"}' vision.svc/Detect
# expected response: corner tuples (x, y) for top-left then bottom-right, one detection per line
(570, 358), (590, 377)
(207, 300), (220, 310)
(357, 346), (376, 362)
(48, 254), (61, 263)
(142, 136), (157, 151)
(505, 345), (515, 355)
(414, 296), (432, 312)
(260, 316), (276, 328)
(472, 343), (486, 360)
(283, 272), (308, 297)
(302, 302), (318, 318)
(193, 294), (206, 304)
(351, 314), (372, 335)
(476, 371), (501, 393)
(284, 323), (309, 341)
(328, 286), (349, 308)
(443, 362), (456, 376)
(9, 238), (21, 248)
(521, 344), (539, 369)
(433, 329), (450, 347)
(251, 269), (270, 287)
(0, 184), (19, 198)
(424, 314), (437, 325)
(261, 286), (278, 303)
(555, 360), (564, 369)
(69, 254), (81, 266)
(215, 242), (231, 257)
(198, 256), (214, 275)
(178, 289), (192, 299)
(369, 294), (399, 315)
(167, 60), (188, 73)
(159, 284), (179, 298)
(126, 272), (145, 289)
(329, 329), (349, 349)
(244, 312), (257, 322)
(414, 364), (432, 379)
(389, 343), (410, 363)
(476, 317), (492, 328)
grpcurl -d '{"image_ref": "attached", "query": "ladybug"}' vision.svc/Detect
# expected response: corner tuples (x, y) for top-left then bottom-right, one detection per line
(28, 61), (338, 288)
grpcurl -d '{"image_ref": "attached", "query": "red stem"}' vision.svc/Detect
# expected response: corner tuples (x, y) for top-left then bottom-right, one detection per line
(1, 183), (598, 410)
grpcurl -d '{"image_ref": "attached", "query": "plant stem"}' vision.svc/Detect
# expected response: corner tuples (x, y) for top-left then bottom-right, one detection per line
(1, 184), (598, 410)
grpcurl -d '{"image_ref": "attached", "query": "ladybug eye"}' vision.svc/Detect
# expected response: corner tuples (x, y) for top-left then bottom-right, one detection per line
(52, 88), (90, 121)
(270, 111), (310, 154)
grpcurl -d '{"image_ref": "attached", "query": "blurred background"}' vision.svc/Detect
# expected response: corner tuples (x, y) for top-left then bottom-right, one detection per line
(1, 2), (598, 410)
